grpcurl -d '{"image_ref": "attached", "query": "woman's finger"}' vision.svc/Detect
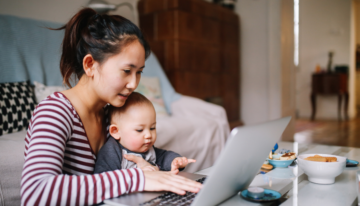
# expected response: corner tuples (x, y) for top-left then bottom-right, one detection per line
(143, 171), (202, 195)
(123, 154), (142, 163)
(162, 174), (202, 194)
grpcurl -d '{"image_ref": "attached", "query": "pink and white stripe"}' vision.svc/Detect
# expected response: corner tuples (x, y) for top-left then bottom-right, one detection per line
(21, 92), (144, 206)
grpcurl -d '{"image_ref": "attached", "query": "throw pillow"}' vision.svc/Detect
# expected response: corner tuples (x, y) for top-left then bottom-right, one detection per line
(33, 81), (66, 103)
(0, 81), (37, 135)
(135, 77), (169, 116)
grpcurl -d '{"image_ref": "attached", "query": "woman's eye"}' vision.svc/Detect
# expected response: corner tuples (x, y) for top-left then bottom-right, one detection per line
(150, 128), (156, 131)
(137, 71), (143, 74)
(136, 130), (143, 132)
(124, 70), (131, 74)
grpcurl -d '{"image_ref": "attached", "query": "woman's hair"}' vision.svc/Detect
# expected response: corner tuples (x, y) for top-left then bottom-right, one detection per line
(108, 92), (153, 123)
(54, 8), (151, 88)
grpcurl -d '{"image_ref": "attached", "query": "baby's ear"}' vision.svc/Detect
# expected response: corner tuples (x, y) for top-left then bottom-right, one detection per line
(109, 125), (121, 140)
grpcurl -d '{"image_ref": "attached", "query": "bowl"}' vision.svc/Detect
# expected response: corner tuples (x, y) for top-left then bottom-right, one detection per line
(297, 154), (346, 184)
(267, 154), (295, 168)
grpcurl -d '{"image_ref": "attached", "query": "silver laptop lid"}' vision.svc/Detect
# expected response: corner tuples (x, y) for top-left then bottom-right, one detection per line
(191, 117), (291, 206)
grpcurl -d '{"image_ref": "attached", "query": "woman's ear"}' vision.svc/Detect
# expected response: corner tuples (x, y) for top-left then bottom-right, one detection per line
(109, 124), (121, 140)
(83, 54), (97, 77)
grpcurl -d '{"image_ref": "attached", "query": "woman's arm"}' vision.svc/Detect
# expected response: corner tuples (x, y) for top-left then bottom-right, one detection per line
(21, 99), (144, 206)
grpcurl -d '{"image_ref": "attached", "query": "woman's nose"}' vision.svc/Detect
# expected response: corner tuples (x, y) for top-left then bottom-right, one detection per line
(126, 74), (138, 90)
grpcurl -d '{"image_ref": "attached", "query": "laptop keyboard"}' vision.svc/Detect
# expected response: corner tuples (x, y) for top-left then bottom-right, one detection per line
(139, 177), (207, 206)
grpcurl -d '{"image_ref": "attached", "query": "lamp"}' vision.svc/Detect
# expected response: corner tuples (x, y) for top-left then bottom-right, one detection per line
(88, 0), (116, 14)
(87, 0), (139, 26)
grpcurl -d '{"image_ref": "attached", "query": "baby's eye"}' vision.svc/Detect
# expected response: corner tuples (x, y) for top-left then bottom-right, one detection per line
(150, 127), (156, 131)
(124, 70), (131, 74)
(136, 129), (143, 132)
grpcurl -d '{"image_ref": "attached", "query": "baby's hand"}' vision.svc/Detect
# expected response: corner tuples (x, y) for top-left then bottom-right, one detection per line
(171, 157), (196, 174)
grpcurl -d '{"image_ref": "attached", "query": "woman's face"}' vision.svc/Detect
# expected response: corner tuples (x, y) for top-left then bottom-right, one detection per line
(93, 40), (145, 107)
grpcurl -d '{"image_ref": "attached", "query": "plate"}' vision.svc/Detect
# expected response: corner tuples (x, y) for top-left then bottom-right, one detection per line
(346, 159), (359, 167)
(240, 188), (281, 202)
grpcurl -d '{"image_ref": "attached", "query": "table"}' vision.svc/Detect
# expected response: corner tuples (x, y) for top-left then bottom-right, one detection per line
(195, 141), (360, 206)
(310, 73), (349, 121)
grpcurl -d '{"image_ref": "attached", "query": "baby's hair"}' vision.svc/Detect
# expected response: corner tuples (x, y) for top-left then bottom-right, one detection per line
(108, 92), (154, 123)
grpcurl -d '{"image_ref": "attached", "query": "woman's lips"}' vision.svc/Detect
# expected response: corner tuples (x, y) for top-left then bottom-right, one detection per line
(118, 93), (129, 99)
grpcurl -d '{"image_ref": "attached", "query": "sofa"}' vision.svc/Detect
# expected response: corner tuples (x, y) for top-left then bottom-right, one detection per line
(0, 14), (230, 205)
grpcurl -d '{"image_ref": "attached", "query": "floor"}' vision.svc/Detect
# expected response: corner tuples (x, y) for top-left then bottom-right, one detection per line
(284, 118), (360, 148)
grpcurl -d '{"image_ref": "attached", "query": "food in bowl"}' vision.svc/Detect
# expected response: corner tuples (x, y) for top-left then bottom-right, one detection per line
(269, 152), (296, 160)
(279, 152), (296, 160)
(304, 154), (337, 162)
(298, 154), (346, 184)
(267, 154), (296, 168)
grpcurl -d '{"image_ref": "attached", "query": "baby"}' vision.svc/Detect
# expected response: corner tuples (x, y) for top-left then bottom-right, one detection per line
(94, 92), (195, 174)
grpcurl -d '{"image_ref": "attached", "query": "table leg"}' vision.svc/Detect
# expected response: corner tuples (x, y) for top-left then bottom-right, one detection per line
(344, 92), (349, 120)
(338, 94), (342, 121)
(310, 93), (316, 121)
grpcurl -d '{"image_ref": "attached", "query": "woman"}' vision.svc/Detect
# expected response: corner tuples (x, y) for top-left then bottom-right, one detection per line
(20, 8), (202, 206)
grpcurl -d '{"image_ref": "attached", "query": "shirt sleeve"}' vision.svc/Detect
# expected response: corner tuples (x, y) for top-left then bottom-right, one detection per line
(20, 99), (144, 206)
(154, 147), (182, 171)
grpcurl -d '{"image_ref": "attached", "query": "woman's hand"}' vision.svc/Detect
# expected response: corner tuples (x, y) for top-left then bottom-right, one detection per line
(124, 154), (159, 171)
(143, 171), (202, 195)
(171, 157), (196, 174)
(125, 154), (202, 195)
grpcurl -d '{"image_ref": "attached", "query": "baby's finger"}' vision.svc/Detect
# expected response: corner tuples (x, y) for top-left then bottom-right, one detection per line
(179, 157), (186, 166)
(187, 159), (196, 163)
(170, 169), (179, 175)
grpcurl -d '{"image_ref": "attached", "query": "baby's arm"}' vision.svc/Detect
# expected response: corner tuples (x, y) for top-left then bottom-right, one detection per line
(154, 147), (182, 171)
(94, 137), (123, 173)
(154, 147), (196, 173)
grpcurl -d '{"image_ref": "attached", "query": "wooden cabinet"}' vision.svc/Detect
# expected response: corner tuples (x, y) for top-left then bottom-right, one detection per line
(138, 0), (241, 122)
(310, 73), (349, 120)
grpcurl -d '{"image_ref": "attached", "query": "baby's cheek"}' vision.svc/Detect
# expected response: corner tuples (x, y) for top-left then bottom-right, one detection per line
(131, 139), (143, 149)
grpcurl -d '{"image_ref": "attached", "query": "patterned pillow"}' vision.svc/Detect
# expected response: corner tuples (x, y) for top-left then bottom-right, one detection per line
(135, 77), (169, 116)
(33, 81), (66, 103)
(0, 81), (36, 135)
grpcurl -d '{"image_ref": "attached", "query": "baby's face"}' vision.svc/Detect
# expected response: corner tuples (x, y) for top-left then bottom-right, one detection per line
(114, 104), (157, 153)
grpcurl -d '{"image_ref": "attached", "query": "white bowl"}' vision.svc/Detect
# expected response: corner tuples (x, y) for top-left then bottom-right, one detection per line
(298, 154), (346, 184)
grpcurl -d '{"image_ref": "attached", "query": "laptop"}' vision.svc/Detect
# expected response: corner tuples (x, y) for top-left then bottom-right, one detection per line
(104, 117), (291, 206)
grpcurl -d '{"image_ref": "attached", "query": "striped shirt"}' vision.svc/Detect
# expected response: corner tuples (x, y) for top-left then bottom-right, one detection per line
(20, 92), (144, 206)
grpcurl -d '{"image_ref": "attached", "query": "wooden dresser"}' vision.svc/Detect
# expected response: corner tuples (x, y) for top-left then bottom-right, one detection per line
(310, 73), (349, 120)
(138, 0), (241, 123)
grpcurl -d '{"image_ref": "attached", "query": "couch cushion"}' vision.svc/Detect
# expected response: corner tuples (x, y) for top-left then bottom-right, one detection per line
(33, 81), (66, 103)
(143, 53), (181, 114)
(135, 77), (168, 116)
(0, 81), (36, 135)
(0, 130), (26, 206)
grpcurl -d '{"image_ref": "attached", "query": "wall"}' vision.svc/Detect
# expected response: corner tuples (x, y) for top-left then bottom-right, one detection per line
(235, 0), (295, 126)
(235, 0), (275, 125)
(296, 0), (355, 120)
